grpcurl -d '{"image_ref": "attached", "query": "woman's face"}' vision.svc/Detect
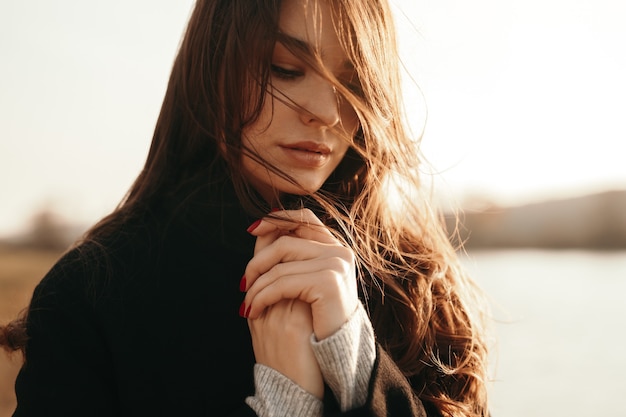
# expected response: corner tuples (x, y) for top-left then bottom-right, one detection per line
(241, 0), (359, 204)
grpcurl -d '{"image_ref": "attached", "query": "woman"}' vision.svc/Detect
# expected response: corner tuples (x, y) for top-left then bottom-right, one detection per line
(0, 0), (492, 416)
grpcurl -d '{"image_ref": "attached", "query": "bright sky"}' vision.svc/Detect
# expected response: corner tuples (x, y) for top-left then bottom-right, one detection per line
(1, 0), (625, 237)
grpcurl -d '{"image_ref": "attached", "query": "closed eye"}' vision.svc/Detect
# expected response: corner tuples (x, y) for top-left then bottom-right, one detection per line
(271, 65), (304, 80)
(344, 81), (363, 96)
(340, 74), (363, 97)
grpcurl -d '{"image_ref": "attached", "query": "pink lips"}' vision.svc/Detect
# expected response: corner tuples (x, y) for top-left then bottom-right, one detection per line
(282, 141), (331, 155)
(280, 141), (331, 167)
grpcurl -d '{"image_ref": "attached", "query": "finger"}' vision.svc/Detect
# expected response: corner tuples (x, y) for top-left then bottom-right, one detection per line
(253, 228), (282, 255)
(249, 209), (325, 254)
(244, 235), (351, 287)
(245, 269), (357, 339)
(245, 257), (345, 301)
(249, 209), (336, 244)
(244, 270), (332, 316)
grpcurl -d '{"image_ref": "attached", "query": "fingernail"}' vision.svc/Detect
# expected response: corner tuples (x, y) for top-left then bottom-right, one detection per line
(271, 207), (281, 212)
(239, 275), (247, 292)
(245, 305), (252, 318)
(239, 301), (247, 317)
(246, 219), (262, 233)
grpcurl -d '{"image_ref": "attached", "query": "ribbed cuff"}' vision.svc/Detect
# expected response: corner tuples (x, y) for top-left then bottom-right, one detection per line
(311, 302), (376, 411)
(245, 364), (323, 417)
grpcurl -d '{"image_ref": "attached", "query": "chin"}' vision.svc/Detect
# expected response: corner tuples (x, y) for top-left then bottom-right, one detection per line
(290, 179), (327, 195)
(266, 173), (321, 194)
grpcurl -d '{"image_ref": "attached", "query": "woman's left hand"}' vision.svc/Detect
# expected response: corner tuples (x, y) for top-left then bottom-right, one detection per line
(242, 208), (359, 341)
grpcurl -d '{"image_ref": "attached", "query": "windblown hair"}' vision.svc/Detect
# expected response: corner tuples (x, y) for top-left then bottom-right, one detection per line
(1, 1), (491, 415)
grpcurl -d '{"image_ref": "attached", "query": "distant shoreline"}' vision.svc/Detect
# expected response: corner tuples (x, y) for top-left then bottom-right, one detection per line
(446, 189), (626, 250)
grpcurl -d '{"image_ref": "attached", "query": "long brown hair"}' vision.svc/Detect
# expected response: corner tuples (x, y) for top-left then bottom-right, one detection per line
(2, 1), (492, 415)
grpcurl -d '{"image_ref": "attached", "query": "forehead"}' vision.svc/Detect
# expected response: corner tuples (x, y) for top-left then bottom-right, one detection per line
(278, 0), (343, 57)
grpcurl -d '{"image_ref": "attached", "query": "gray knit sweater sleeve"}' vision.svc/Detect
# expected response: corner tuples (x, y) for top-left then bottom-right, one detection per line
(311, 302), (376, 411)
(245, 302), (375, 416)
(245, 364), (324, 417)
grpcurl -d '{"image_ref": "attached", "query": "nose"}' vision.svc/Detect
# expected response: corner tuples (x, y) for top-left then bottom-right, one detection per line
(298, 77), (340, 128)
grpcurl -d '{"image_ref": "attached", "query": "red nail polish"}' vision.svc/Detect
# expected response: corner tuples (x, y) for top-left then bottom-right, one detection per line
(271, 207), (281, 212)
(239, 275), (247, 292)
(246, 219), (262, 233)
(239, 301), (247, 317)
(245, 305), (252, 318)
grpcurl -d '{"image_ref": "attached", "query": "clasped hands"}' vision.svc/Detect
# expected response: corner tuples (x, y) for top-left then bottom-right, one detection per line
(240, 208), (359, 399)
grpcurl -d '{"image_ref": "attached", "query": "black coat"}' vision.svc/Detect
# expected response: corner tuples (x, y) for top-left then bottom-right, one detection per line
(12, 181), (429, 417)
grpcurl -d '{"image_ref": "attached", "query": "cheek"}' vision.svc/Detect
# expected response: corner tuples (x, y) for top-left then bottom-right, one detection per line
(240, 150), (270, 191)
(240, 154), (256, 178)
(240, 117), (267, 154)
(340, 105), (360, 137)
(334, 141), (352, 168)
(239, 127), (260, 171)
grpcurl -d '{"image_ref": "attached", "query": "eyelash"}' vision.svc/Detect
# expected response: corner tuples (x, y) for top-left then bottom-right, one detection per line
(271, 65), (303, 80)
(271, 64), (362, 96)
(344, 82), (362, 96)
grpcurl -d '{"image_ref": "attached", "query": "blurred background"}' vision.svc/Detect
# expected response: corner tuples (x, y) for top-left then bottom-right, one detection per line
(1, 0), (625, 416)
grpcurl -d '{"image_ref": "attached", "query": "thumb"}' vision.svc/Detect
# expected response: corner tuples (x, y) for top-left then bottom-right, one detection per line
(253, 229), (283, 255)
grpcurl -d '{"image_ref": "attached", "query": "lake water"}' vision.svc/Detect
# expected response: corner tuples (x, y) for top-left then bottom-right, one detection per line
(460, 249), (626, 417)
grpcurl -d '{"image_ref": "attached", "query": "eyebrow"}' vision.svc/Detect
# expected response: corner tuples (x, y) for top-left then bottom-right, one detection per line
(276, 32), (315, 56)
(275, 32), (354, 71)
